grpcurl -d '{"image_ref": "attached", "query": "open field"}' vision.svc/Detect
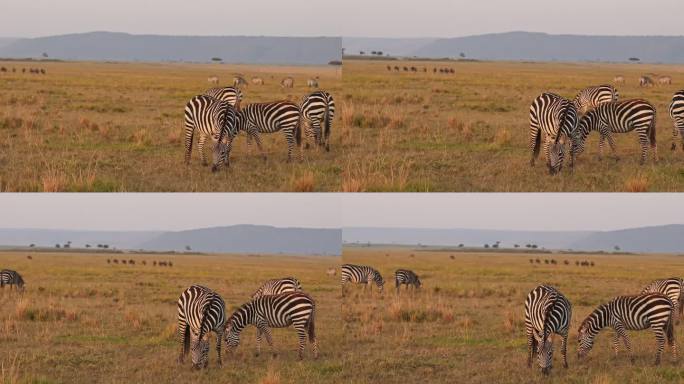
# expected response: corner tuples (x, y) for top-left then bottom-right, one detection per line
(0, 251), (343, 383)
(342, 246), (684, 383)
(341, 59), (684, 191)
(0, 61), (341, 191)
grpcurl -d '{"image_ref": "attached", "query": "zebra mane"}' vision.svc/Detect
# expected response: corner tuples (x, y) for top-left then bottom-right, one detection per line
(554, 102), (571, 145)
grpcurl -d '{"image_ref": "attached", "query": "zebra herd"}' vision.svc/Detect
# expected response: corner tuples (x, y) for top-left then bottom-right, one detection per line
(176, 277), (318, 369)
(0, 269), (25, 291)
(340, 264), (421, 295)
(525, 277), (683, 375)
(529, 84), (684, 174)
(184, 85), (335, 172)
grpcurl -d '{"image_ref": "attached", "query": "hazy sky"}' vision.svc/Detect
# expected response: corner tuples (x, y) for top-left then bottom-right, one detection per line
(0, 194), (340, 231)
(3, 0), (683, 38)
(342, 194), (684, 231)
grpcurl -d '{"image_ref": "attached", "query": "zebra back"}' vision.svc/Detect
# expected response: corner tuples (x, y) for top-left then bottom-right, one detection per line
(204, 87), (243, 109)
(251, 277), (303, 299)
(573, 85), (619, 115)
(341, 264), (384, 288)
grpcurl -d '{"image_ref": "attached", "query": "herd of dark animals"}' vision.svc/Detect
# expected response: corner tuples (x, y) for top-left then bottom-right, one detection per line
(386, 65), (455, 74)
(529, 258), (595, 267)
(106, 258), (173, 267)
(0, 67), (46, 74)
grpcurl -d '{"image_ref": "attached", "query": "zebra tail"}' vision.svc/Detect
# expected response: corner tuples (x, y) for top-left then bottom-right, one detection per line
(182, 324), (190, 357)
(307, 304), (316, 342)
(666, 310), (675, 345)
(532, 128), (542, 160)
(323, 101), (331, 144)
(296, 113), (303, 147)
(649, 110), (657, 147)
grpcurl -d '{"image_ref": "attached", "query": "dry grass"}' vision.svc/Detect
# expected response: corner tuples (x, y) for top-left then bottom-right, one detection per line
(0, 251), (343, 383)
(343, 59), (684, 191)
(0, 60), (342, 191)
(625, 174), (649, 192)
(342, 246), (684, 383)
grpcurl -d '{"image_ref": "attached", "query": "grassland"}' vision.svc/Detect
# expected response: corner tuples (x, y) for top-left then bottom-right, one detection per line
(342, 246), (684, 383)
(0, 61), (341, 191)
(341, 59), (684, 191)
(0, 251), (343, 383)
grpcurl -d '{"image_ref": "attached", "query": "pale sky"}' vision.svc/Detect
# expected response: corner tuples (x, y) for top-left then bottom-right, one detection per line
(342, 194), (684, 231)
(0, 194), (340, 231)
(3, 0), (683, 38)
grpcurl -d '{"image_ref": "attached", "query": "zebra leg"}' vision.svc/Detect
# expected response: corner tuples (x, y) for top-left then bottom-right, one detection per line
(561, 334), (568, 368)
(526, 329), (535, 368)
(672, 124), (678, 151)
(250, 131), (266, 161)
(285, 130), (295, 163)
(246, 134), (253, 155)
(638, 133), (649, 165)
(598, 134), (605, 160)
(198, 135), (208, 166)
(216, 330), (223, 367)
(614, 323), (633, 363)
(606, 133), (619, 161)
(184, 125), (194, 165)
(653, 326), (666, 365)
(295, 327), (307, 360)
(255, 327), (263, 357)
(262, 326), (276, 358)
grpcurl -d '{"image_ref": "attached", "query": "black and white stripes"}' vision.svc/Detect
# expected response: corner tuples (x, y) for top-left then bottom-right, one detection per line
(251, 277), (303, 299)
(0, 269), (24, 291)
(529, 93), (578, 174)
(341, 264), (385, 296)
(573, 85), (619, 116)
(394, 269), (421, 294)
(641, 278), (684, 321)
(177, 285), (227, 369)
(183, 95), (238, 170)
(669, 90), (684, 151)
(524, 285), (571, 374)
(301, 91), (335, 152)
(234, 101), (302, 163)
(224, 292), (318, 360)
(577, 293), (677, 365)
(204, 86), (244, 110)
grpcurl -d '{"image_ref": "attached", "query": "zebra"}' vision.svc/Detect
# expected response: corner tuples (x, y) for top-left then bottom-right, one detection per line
(281, 77), (294, 88)
(570, 99), (657, 165)
(176, 285), (226, 369)
(658, 76), (672, 86)
(207, 76), (219, 85)
(394, 269), (421, 294)
(203, 86), (243, 110)
(251, 277), (303, 299)
(613, 75), (625, 84)
(326, 268), (336, 277)
(0, 270), (25, 291)
(233, 75), (247, 87)
(222, 101), (302, 164)
(573, 85), (619, 116)
(300, 91), (335, 151)
(183, 95), (238, 171)
(668, 90), (684, 151)
(251, 77), (264, 85)
(639, 76), (654, 87)
(577, 293), (678, 365)
(524, 285), (571, 374)
(641, 278), (684, 323)
(529, 93), (578, 174)
(340, 264), (384, 296)
(224, 292), (318, 360)
(307, 78), (319, 88)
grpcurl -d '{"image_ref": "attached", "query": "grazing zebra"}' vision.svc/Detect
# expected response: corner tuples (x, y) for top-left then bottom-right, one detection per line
(224, 292), (318, 360)
(659, 76), (672, 85)
(177, 285), (226, 369)
(641, 278), (684, 322)
(207, 76), (219, 85)
(0, 270), (25, 291)
(307, 78), (319, 88)
(573, 85), (619, 116)
(224, 101), (302, 164)
(233, 76), (247, 87)
(639, 76), (654, 87)
(301, 91), (335, 151)
(326, 268), (336, 277)
(340, 264), (384, 296)
(251, 277), (303, 299)
(394, 269), (421, 294)
(577, 293), (677, 365)
(281, 77), (294, 88)
(203, 86), (243, 110)
(529, 93), (578, 174)
(613, 75), (625, 84)
(668, 90), (684, 151)
(524, 285), (571, 374)
(571, 99), (657, 165)
(251, 77), (264, 85)
(183, 95), (238, 170)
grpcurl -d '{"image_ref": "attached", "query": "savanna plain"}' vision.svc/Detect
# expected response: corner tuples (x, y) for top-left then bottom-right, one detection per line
(341, 59), (684, 191)
(342, 246), (684, 383)
(0, 61), (341, 192)
(0, 251), (344, 383)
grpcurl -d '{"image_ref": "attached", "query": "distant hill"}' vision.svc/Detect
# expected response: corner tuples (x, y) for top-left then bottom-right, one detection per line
(0, 32), (341, 65)
(343, 224), (684, 253)
(344, 32), (684, 63)
(0, 225), (341, 256)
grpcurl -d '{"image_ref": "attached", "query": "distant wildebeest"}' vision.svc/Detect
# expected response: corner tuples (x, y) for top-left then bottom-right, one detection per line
(233, 76), (247, 87)
(658, 76), (672, 85)
(129, 259), (135, 265)
(529, 259), (534, 264)
(27, 255), (32, 260)
(158, 261), (166, 266)
(107, 259), (111, 264)
(449, 255), (455, 260)
(409, 253), (415, 258)
(639, 76), (654, 87)
(281, 76), (294, 88)
(142, 260), (147, 266)
(40, 68), (46, 75)
(113, 259), (119, 264)
(590, 261), (595, 267)
(207, 76), (219, 85)
(535, 259), (541, 264)
(386, 65), (392, 71)
(423, 67), (427, 73)
(575, 261), (580, 266)
(153, 261), (157, 266)
(12, 67), (16, 73)
(307, 78), (319, 88)
(564, 260), (569, 265)
(326, 268), (336, 277)
(551, 259), (557, 265)
(121, 260), (127, 265)
(394, 66), (400, 71)
(449, 68), (455, 74)
(403, 66), (408, 72)
(251, 76), (264, 85)
(613, 75), (625, 84)
(580, 261), (589, 267)
(433, 68), (437, 73)
(0, 67), (6, 72)
(169, 261), (173, 267)
(544, 259), (549, 264)
(22, 68), (26, 73)
(410, 66), (417, 72)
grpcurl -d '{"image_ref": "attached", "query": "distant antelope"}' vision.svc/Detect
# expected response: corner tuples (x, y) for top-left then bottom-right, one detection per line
(0, 67), (6, 72)
(40, 68), (46, 75)
(613, 75), (625, 84)
(639, 76), (654, 87)
(27, 255), (32, 260)
(306, 78), (319, 88)
(386, 65), (392, 71)
(563, 260), (569, 265)
(129, 259), (135, 265)
(659, 76), (672, 85)
(251, 77), (264, 85)
(410, 66), (417, 72)
(113, 259), (119, 264)
(449, 68), (455, 74)
(326, 268), (336, 277)
(394, 66), (400, 71)
(403, 66), (408, 72)
(281, 77), (294, 88)
(233, 76), (247, 87)
(207, 76), (219, 85)
(121, 260), (127, 265)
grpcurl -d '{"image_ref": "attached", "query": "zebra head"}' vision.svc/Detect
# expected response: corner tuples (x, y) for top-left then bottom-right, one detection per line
(224, 312), (245, 352)
(547, 135), (565, 175)
(190, 333), (210, 369)
(414, 276), (422, 289)
(373, 271), (385, 292)
(535, 328), (554, 374)
(576, 319), (596, 359)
